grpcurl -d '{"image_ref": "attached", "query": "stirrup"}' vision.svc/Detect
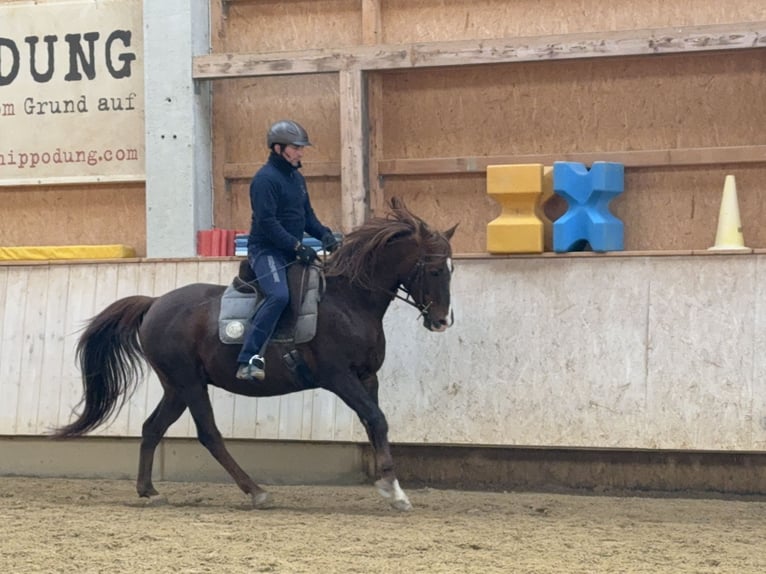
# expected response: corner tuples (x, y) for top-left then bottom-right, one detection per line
(249, 355), (265, 370)
(236, 355), (265, 381)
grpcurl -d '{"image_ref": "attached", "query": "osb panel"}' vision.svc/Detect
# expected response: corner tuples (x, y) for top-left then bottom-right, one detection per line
(212, 0), (361, 53)
(621, 165), (766, 251)
(382, 164), (766, 253)
(211, 75), (342, 230)
(381, 0), (766, 44)
(210, 0), (765, 51)
(379, 51), (766, 159)
(382, 175), (493, 254)
(0, 184), (146, 256)
(219, 178), (342, 235)
(214, 75), (340, 164)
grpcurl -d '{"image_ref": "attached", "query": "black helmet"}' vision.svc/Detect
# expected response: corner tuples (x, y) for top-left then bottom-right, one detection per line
(267, 120), (312, 148)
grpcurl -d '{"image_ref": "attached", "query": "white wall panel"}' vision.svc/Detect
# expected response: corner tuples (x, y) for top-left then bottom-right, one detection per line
(36, 265), (71, 434)
(14, 264), (49, 435)
(2, 255), (765, 451)
(59, 265), (98, 432)
(378, 256), (766, 450)
(0, 268), (28, 433)
(752, 256), (766, 450)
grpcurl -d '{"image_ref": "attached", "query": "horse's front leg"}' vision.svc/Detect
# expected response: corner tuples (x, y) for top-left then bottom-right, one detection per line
(335, 372), (412, 511)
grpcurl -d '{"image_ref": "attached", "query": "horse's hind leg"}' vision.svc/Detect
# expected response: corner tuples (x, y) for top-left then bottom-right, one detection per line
(136, 388), (187, 501)
(180, 383), (271, 508)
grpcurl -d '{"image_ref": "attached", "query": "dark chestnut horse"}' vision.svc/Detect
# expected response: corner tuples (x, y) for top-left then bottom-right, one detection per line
(53, 198), (456, 511)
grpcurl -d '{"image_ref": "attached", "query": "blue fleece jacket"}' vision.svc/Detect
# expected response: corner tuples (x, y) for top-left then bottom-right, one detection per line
(247, 152), (330, 256)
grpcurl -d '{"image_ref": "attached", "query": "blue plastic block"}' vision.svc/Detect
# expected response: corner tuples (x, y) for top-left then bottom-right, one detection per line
(552, 161), (625, 252)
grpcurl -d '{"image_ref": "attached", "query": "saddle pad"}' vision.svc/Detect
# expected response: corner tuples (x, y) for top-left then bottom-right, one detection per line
(218, 266), (322, 345)
(218, 284), (261, 344)
(291, 265), (321, 345)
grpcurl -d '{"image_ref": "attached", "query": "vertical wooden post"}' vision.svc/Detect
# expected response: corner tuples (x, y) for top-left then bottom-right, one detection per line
(366, 74), (385, 218)
(361, 0), (381, 44)
(339, 67), (368, 232)
(362, 0), (384, 219)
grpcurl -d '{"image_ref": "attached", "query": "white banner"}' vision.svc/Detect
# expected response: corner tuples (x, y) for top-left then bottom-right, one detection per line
(0, 0), (144, 185)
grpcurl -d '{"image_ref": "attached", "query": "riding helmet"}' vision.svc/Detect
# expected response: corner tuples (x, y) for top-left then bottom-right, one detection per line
(267, 120), (312, 148)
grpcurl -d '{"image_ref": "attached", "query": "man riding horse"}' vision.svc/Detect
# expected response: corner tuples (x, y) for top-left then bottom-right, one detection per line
(236, 119), (339, 381)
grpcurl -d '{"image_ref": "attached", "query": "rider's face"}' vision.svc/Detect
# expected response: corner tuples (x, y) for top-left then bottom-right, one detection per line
(280, 144), (305, 166)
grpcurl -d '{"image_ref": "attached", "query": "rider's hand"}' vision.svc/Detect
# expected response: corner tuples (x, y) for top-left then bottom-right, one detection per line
(295, 242), (318, 264)
(321, 232), (340, 253)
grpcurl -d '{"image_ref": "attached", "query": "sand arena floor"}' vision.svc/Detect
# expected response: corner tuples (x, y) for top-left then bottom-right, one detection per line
(1, 476), (765, 573)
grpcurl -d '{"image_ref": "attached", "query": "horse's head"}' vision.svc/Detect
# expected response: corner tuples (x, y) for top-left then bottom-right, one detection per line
(399, 222), (457, 332)
(325, 197), (458, 331)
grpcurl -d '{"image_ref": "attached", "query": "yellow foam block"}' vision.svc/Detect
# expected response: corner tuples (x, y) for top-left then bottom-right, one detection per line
(486, 164), (546, 253)
(0, 245), (136, 261)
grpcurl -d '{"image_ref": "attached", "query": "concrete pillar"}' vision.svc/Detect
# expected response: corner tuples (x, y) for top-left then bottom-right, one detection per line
(143, 0), (211, 257)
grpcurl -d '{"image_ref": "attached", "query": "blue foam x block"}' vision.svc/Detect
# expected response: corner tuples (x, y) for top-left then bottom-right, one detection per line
(552, 161), (624, 252)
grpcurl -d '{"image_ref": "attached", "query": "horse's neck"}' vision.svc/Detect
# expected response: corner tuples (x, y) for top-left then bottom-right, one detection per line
(329, 275), (397, 320)
(331, 249), (416, 319)
(367, 248), (418, 314)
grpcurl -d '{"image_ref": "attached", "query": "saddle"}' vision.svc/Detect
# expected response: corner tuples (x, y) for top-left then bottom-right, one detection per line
(218, 259), (323, 346)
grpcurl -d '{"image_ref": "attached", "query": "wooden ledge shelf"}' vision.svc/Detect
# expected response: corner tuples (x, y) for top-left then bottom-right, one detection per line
(456, 249), (762, 260)
(378, 146), (766, 176)
(223, 161), (341, 180)
(194, 21), (766, 79)
(223, 146), (766, 181)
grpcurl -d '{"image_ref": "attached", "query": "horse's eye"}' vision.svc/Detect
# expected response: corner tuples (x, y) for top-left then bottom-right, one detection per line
(430, 269), (441, 277)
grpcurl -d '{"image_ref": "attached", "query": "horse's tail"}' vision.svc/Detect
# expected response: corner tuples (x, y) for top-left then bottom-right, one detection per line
(52, 295), (156, 438)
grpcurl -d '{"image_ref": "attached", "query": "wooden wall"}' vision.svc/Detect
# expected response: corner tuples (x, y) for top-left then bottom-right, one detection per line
(0, 0), (146, 255)
(377, 0), (763, 42)
(206, 1), (766, 254)
(0, 260), (360, 441)
(0, 184), (146, 255)
(3, 254), (766, 452)
(2, 2), (765, 257)
(377, 52), (766, 252)
(212, 75), (344, 234)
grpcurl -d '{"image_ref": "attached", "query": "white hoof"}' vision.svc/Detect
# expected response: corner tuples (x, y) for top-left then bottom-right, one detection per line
(251, 490), (272, 509)
(140, 493), (168, 507)
(375, 478), (413, 511)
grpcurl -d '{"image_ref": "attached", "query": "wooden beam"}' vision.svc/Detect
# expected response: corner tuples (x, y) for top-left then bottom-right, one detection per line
(367, 73), (385, 218)
(223, 161), (340, 180)
(193, 22), (766, 79)
(339, 68), (368, 231)
(377, 145), (766, 176)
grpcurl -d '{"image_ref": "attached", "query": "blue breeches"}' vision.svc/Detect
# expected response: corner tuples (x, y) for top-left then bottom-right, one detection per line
(237, 250), (290, 363)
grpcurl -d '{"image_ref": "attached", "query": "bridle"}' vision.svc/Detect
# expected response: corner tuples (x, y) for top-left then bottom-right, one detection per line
(394, 254), (454, 327)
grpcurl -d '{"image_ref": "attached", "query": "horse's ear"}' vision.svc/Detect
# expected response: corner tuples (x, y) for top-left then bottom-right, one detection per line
(443, 223), (458, 241)
(389, 196), (405, 211)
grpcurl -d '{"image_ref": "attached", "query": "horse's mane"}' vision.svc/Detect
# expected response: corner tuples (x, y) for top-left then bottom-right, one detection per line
(324, 198), (448, 291)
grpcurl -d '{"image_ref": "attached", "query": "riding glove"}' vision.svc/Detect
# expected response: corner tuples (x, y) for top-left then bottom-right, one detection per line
(295, 242), (318, 264)
(321, 232), (340, 253)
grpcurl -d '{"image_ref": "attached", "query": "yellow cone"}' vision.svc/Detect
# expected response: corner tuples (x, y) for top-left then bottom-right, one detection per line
(709, 175), (748, 251)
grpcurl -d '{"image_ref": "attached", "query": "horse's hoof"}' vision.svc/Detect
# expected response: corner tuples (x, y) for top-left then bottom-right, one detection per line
(139, 493), (168, 507)
(375, 478), (413, 512)
(390, 497), (413, 512)
(251, 490), (272, 509)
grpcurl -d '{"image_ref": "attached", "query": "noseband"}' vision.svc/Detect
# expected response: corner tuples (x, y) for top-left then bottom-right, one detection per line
(394, 255), (454, 327)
